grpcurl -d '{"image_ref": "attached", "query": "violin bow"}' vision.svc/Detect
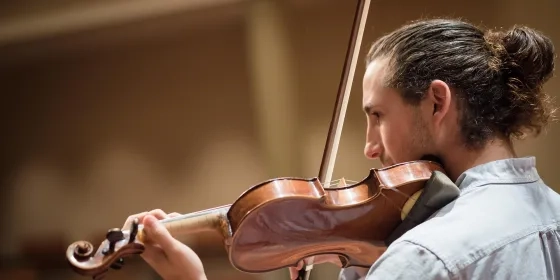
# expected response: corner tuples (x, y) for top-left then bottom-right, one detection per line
(296, 0), (371, 279)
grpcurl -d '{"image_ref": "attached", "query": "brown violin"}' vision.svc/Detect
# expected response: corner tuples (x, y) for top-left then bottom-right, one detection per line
(66, 0), (457, 279)
(67, 160), (444, 279)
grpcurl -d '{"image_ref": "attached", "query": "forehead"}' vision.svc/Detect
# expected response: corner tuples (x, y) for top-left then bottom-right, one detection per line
(362, 59), (391, 109)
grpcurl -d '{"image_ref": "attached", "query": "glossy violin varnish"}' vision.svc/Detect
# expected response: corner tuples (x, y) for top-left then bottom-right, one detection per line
(225, 161), (443, 272)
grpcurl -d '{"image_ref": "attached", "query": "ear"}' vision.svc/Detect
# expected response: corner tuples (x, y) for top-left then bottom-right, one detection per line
(426, 79), (452, 127)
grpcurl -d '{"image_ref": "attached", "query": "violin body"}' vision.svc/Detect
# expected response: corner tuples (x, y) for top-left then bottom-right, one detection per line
(225, 160), (443, 272)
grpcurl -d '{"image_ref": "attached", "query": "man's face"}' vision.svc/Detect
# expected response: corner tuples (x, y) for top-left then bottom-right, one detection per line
(362, 59), (435, 167)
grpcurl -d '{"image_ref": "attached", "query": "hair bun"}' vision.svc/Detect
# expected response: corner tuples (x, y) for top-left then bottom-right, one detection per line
(501, 26), (555, 93)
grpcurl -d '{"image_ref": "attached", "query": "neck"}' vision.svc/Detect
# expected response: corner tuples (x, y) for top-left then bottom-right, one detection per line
(441, 137), (517, 182)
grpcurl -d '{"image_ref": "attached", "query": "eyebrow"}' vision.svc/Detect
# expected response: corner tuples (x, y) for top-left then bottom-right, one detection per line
(362, 104), (375, 114)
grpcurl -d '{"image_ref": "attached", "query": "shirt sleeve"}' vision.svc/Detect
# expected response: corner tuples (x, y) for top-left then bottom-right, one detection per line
(364, 240), (451, 280)
(338, 267), (367, 280)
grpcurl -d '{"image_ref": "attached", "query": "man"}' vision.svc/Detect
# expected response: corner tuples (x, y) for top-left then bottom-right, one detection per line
(123, 18), (560, 279)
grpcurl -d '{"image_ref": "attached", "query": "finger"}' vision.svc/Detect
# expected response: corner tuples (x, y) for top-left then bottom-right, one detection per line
(147, 209), (168, 220)
(290, 268), (305, 280)
(168, 212), (181, 218)
(289, 260), (304, 280)
(122, 209), (167, 229)
(124, 209), (169, 229)
(142, 214), (179, 252)
(122, 211), (148, 229)
(289, 268), (298, 280)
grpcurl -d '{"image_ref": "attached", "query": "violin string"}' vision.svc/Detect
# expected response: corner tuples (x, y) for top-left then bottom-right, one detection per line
(326, 179), (360, 185)
(386, 187), (417, 202)
(379, 190), (404, 213)
(160, 205), (230, 224)
(323, 179), (360, 188)
(324, 179), (345, 187)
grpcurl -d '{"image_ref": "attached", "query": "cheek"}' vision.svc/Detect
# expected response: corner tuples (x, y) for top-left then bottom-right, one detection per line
(379, 125), (397, 151)
(379, 121), (413, 158)
(381, 119), (407, 141)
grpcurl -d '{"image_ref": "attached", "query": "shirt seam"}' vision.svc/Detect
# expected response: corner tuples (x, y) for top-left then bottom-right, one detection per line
(460, 177), (540, 193)
(398, 240), (456, 279)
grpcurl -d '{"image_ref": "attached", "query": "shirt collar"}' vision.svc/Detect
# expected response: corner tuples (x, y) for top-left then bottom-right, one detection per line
(454, 156), (541, 191)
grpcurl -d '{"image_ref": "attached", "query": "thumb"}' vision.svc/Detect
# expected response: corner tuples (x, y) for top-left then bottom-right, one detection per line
(289, 268), (299, 280)
(142, 215), (177, 251)
(289, 260), (304, 280)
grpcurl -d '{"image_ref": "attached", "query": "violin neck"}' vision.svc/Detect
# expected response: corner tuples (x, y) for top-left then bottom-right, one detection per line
(137, 205), (232, 242)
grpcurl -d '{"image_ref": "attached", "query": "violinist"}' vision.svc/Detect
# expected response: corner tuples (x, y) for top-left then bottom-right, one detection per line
(122, 18), (560, 280)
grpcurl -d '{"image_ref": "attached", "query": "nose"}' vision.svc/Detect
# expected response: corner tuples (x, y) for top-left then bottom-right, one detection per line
(364, 140), (382, 160)
(364, 119), (382, 160)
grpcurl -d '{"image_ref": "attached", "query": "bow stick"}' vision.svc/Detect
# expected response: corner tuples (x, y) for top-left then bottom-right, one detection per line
(296, 0), (371, 279)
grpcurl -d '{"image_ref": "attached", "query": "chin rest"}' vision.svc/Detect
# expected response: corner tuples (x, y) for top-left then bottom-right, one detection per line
(385, 170), (461, 246)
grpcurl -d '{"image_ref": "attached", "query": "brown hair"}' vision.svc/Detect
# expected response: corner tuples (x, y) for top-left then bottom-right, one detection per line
(366, 18), (556, 149)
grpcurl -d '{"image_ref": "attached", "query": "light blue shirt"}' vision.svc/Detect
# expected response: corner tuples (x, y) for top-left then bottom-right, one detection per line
(340, 157), (560, 279)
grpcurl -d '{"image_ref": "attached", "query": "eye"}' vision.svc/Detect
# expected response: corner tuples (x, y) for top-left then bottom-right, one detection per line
(371, 111), (381, 124)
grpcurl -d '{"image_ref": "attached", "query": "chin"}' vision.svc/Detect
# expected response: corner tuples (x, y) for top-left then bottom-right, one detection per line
(420, 154), (443, 164)
(379, 159), (394, 167)
(381, 157), (416, 167)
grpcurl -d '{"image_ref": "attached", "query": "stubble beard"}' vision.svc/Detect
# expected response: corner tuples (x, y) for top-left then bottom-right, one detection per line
(409, 109), (433, 161)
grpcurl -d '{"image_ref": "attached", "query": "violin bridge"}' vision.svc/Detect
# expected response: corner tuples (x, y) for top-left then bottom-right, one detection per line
(337, 178), (347, 188)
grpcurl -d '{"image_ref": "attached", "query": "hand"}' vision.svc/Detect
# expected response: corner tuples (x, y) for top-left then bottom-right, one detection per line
(288, 255), (343, 280)
(123, 209), (206, 280)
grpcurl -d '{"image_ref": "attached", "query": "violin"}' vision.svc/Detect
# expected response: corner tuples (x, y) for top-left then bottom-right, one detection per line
(67, 160), (444, 279)
(65, 0), (456, 279)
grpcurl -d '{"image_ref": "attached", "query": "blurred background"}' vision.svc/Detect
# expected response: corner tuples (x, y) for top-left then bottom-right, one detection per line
(0, 0), (558, 279)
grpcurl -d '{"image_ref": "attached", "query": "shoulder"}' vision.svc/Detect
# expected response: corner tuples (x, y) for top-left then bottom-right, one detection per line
(368, 180), (560, 279)
(365, 239), (451, 280)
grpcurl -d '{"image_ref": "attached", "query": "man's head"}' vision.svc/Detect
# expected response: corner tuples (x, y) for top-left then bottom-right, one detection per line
(362, 18), (556, 168)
